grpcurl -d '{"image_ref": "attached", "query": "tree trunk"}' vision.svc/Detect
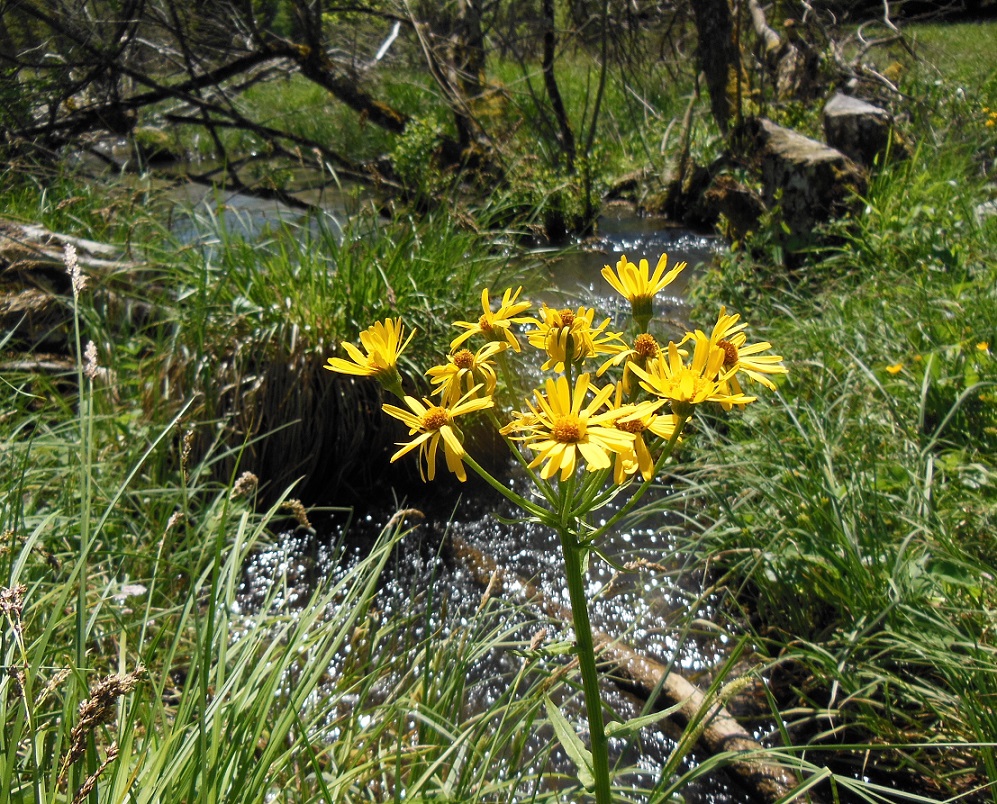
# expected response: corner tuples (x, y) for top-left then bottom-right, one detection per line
(690, 0), (739, 136)
(541, 0), (576, 169)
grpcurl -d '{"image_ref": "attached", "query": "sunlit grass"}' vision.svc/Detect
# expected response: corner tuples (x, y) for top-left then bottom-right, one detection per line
(905, 21), (997, 88)
(666, 58), (997, 793)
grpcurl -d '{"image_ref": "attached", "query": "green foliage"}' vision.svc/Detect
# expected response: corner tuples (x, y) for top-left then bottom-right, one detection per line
(668, 41), (997, 793)
(667, 24), (997, 795)
(501, 158), (591, 238)
(764, 99), (825, 140)
(689, 201), (794, 317)
(389, 116), (447, 198)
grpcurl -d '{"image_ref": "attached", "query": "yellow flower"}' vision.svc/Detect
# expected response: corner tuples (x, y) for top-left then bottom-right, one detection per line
(630, 335), (755, 417)
(702, 306), (788, 396)
(597, 332), (663, 397)
(608, 384), (680, 484)
(977, 342), (990, 354)
(886, 363), (904, 375)
(325, 318), (414, 394)
(501, 373), (635, 481)
(601, 253), (687, 327)
(525, 304), (625, 372)
(426, 341), (506, 405)
(382, 388), (493, 482)
(451, 287), (532, 352)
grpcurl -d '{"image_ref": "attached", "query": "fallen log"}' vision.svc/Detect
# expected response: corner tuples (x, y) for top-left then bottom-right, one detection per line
(0, 218), (156, 352)
(0, 218), (137, 280)
(450, 536), (801, 802)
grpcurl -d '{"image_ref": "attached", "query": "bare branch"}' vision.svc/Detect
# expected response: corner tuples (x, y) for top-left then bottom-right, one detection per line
(748, 0), (784, 57)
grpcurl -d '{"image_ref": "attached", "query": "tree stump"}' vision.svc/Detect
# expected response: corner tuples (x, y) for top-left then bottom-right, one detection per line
(823, 92), (903, 168)
(740, 117), (867, 254)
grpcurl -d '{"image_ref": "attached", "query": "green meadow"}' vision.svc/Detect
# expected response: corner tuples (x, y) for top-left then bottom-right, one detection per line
(2, 13), (996, 804)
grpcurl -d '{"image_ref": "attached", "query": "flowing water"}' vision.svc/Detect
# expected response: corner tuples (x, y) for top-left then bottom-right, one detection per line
(172, 182), (753, 801)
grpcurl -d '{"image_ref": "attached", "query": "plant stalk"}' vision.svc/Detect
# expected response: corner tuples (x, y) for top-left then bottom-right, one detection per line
(559, 527), (612, 804)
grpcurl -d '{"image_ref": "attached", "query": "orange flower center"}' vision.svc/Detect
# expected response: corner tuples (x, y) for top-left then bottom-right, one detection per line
(551, 414), (584, 443)
(634, 333), (659, 358)
(615, 418), (646, 434)
(718, 339), (739, 367)
(478, 313), (493, 332)
(557, 309), (575, 327)
(453, 349), (475, 369)
(422, 406), (450, 430)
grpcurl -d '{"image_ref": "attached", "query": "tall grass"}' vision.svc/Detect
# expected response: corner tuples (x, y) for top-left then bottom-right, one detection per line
(1, 394), (553, 802)
(0, 230), (567, 803)
(656, 41), (997, 798)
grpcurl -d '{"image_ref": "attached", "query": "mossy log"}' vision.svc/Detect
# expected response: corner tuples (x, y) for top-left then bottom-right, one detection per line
(449, 536), (801, 802)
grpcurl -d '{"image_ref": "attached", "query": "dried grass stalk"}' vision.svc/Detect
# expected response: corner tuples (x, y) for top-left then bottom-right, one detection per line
(59, 668), (145, 784)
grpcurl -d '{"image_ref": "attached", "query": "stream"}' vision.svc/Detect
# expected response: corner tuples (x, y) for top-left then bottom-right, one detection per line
(175, 183), (752, 802)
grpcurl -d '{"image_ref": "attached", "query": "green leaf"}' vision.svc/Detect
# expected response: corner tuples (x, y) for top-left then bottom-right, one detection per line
(926, 557), (983, 594)
(542, 640), (576, 656)
(544, 695), (595, 790)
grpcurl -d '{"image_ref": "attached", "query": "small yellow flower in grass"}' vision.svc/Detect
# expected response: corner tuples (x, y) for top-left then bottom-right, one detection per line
(977, 342), (990, 354)
(703, 306), (788, 396)
(383, 388), (494, 482)
(501, 373), (635, 481)
(886, 363), (904, 375)
(526, 304), (625, 372)
(630, 335), (755, 417)
(451, 287), (532, 352)
(325, 317), (414, 396)
(608, 384), (680, 484)
(601, 253), (687, 328)
(427, 341), (506, 405)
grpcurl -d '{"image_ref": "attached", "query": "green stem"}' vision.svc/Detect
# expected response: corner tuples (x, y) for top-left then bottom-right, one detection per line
(485, 410), (559, 507)
(495, 348), (520, 409)
(463, 453), (552, 522)
(559, 527), (612, 804)
(70, 287), (93, 798)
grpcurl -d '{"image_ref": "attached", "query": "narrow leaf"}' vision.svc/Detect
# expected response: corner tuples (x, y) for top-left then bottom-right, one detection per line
(545, 695), (595, 790)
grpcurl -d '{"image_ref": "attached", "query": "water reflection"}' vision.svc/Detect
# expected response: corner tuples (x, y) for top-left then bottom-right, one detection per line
(166, 179), (354, 247)
(241, 475), (738, 803)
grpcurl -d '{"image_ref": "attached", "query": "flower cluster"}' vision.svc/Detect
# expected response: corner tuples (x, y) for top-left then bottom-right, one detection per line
(325, 253), (787, 804)
(325, 254), (787, 487)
